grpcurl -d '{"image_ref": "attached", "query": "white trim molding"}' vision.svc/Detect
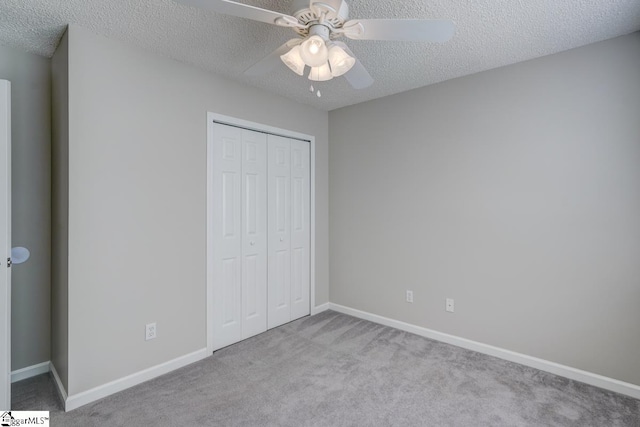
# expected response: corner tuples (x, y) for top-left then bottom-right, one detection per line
(311, 302), (330, 315)
(64, 348), (208, 411)
(50, 362), (68, 405)
(11, 361), (51, 383)
(1, 79), (12, 412)
(328, 303), (640, 400)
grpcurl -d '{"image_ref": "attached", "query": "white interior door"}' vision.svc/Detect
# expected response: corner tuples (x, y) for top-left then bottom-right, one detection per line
(290, 139), (310, 321)
(240, 129), (267, 340)
(267, 135), (291, 329)
(0, 80), (11, 410)
(211, 123), (243, 350)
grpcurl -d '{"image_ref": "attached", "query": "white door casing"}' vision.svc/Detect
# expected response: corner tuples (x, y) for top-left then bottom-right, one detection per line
(0, 80), (11, 410)
(267, 135), (292, 329)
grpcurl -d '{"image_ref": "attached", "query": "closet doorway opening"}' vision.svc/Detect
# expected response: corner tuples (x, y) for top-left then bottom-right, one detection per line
(206, 113), (316, 353)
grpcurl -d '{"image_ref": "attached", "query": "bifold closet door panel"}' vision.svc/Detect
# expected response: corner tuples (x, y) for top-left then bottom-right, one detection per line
(290, 139), (311, 320)
(241, 130), (268, 340)
(211, 123), (243, 349)
(267, 135), (292, 329)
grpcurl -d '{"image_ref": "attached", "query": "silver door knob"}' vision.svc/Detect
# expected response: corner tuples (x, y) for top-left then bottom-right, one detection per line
(280, 237), (284, 242)
(249, 241), (255, 246)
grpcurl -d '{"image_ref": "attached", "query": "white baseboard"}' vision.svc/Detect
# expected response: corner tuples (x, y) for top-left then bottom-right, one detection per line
(11, 361), (50, 383)
(328, 303), (640, 400)
(311, 302), (330, 315)
(65, 348), (208, 411)
(50, 362), (68, 405)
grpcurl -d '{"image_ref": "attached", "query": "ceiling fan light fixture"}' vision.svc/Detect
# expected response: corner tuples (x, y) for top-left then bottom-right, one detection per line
(280, 45), (305, 76)
(308, 62), (332, 82)
(328, 44), (356, 77)
(300, 35), (329, 67)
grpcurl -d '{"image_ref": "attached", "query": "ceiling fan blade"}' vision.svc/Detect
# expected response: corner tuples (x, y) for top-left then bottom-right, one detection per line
(343, 19), (455, 42)
(343, 59), (374, 89)
(244, 39), (303, 76)
(176, 0), (301, 27)
(334, 42), (374, 89)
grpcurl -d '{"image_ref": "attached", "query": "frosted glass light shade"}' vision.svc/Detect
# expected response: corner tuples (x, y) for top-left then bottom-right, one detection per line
(308, 62), (333, 82)
(280, 45), (305, 76)
(328, 45), (356, 77)
(300, 35), (329, 67)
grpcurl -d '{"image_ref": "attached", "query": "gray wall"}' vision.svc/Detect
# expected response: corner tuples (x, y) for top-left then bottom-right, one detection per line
(51, 30), (69, 390)
(53, 24), (329, 396)
(0, 45), (51, 371)
(329, 33), (640, 386)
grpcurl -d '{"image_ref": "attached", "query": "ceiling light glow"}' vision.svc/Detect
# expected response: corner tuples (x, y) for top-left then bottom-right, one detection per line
(280, 45), (305, 76)
(308, 62), (333, 82)
(300, 35), (329, 67)
(328, 44), (356, 77)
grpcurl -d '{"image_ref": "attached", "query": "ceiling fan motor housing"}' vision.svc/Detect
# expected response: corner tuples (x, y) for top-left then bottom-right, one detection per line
(292, 0), (350, 37)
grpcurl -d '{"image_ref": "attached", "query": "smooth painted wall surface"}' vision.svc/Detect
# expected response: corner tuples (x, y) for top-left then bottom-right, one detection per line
(329, 33), (640, 386)
(51, 30), (69, 390)
(62, 25), (329, 395)
(0, 45), (51, 371)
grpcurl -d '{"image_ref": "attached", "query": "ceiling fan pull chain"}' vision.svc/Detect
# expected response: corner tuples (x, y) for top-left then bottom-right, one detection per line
(308, 84), (320, 97)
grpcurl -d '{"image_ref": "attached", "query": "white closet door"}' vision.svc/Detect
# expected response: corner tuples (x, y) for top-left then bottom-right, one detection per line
(211, 123), (243, 349)
(240, 130), (267, 339)
(267, 135), (292, 329)
(290, 139), (310, 320)
(209, 119), (311, 348)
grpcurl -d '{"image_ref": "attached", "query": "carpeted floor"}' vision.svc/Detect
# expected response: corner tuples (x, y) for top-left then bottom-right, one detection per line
(12, 310), (640, 426)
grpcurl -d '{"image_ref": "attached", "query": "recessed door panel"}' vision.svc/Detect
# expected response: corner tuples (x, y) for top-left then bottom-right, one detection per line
(222, 258), (239, 326)
(276, 250), (289, 308)
(222, 172), (237, 238)
(245, 174), (257, 235)
(245, 142), (257, 162)
(292, 177), (303, 232)
(292, 248), (303, 304)
(276, 177), (287, 232)
(244, 254), (258, 318)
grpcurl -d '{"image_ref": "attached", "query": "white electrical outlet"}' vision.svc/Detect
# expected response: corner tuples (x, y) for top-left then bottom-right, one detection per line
(446, 298), (454, 313)
(406, 290), (414, 303)
(145, 322), (157, 341)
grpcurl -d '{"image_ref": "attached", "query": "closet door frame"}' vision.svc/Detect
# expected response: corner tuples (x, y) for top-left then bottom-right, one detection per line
(206, 112), (316, 355)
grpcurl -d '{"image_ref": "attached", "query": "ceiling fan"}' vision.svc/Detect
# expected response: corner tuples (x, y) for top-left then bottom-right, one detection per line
(176, 0), (455, 92)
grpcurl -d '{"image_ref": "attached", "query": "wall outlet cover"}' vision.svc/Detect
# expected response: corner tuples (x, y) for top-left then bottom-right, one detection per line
(446, 298), (454, 313)
(406, 290), (414, 303)
(145, 322), (157, 341)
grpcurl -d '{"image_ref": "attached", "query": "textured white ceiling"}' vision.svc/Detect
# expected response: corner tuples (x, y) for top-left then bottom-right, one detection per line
(1, 0), (639, 110)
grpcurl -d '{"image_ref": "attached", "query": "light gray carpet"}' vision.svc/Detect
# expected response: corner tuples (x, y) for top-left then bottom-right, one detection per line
(12, 310), (640, 426)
